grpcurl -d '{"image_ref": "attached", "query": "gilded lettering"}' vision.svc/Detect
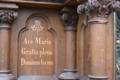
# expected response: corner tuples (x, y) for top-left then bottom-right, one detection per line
(23, 37), (33, 45)
(21, 58), (41, 66)
(20, 18), (54, 71)
(35, 37), (52, 45)
(21, 48), (52, 56)
(21, 58), (53, 66)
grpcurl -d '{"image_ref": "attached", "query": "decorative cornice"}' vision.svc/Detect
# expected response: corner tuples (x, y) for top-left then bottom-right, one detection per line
(0, 10), (18, 24)
(60, 7), (78, 31)
(77, 0), (120, 17)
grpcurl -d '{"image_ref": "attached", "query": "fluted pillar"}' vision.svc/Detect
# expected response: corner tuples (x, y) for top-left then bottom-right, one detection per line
(77, 0), (120, 80)
(0, 4), (18, 80)
(59, 7), (79, 80)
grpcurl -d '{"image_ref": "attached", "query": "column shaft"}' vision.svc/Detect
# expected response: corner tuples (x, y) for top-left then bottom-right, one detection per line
(66, 30), (76, 69)
(88, 17), (108, 80)
(0, 27), (10, 73)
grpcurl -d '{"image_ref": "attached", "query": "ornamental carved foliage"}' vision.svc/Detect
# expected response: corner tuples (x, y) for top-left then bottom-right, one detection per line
(0, 10), (18, 24)
(77, 0), (120, 17)
(60, 7), (78, 28)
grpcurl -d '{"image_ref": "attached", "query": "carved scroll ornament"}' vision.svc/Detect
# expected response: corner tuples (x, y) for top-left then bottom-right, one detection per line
(77, 0), (120, 17)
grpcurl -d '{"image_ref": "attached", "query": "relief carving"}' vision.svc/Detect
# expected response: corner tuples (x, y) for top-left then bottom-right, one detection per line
(77, 0), (120, 17)
(18, 15), (55, 75)
(60, 7), (78, 31)
(0, 10), (18, 24)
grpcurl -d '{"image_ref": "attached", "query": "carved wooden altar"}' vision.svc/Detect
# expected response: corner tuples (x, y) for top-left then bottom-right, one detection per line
(0, 0), (117, 80)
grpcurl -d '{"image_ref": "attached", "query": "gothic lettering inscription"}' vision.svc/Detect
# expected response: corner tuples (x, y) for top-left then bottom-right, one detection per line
(19, 17), (54, 75)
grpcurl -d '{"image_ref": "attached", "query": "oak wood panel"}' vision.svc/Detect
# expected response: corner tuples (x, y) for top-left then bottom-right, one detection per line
(18, 15), (54, 75)
(10, 9), (66, 78)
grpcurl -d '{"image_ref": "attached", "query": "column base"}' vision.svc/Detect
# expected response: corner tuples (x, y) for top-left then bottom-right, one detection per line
(59, 69), (79, 80)
(88, 75), (108, 80)
(0, 74), (16, 80)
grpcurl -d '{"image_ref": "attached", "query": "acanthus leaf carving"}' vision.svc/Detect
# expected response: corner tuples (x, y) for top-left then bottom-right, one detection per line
(0, 10), (18, 24)
(77, 0), (120, 17)
(60, 7), (78, 31)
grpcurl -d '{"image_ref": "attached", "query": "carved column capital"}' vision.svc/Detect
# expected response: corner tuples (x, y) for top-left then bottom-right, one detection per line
(0, 10), (18, 25)
(61, 7), (78, 31)
(77, 0), (120, 17)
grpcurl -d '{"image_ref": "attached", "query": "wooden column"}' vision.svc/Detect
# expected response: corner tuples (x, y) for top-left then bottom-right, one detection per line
(59, 7), (79, 80)
(0, 4), (18, 80)
(88, 17), (108, 80)
(77, 0), (120, 80)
